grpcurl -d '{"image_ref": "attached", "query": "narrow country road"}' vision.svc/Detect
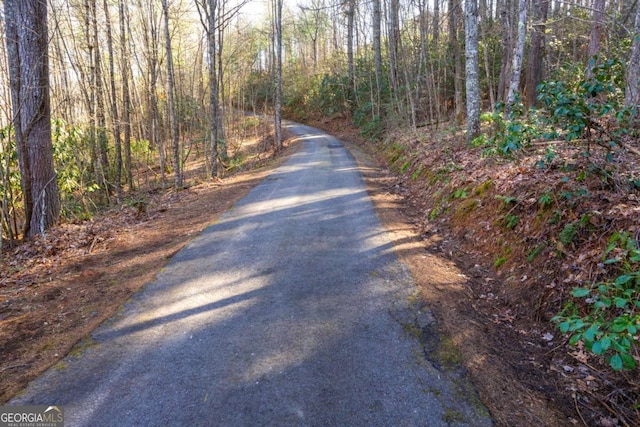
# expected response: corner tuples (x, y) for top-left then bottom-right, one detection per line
(12, 123), (493, 426)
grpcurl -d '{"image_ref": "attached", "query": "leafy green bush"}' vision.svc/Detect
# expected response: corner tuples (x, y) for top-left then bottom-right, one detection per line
(476, 106), (539, 156)
(537, 58), (633, 146)
(553, 231), (640, 371)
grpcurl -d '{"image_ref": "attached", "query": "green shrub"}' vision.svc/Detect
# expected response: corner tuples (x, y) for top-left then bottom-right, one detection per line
(553, 231), (640, 371)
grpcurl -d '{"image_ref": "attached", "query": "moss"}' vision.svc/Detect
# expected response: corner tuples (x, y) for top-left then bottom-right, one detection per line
(435, 337), (463, 369)
(474, 178), (493, 195)
(442, 407), (466, 423)
(453, 199), (479, 221)
(68, 336), (98, 358)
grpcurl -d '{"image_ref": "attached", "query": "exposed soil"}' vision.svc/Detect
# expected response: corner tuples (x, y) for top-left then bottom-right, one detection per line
(1, 118), (638, 426)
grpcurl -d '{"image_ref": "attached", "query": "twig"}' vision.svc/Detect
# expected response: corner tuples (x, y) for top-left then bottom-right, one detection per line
(0, 363), (31, 373)
(573, 393), (589, 426)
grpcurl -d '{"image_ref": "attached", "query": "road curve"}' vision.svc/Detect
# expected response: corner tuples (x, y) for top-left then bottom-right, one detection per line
(12, 122), (493, 426)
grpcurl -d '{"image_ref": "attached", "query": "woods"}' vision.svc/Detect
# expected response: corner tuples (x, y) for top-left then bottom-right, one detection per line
(1, 0), (640, 423)
(1, 0), (638, 238)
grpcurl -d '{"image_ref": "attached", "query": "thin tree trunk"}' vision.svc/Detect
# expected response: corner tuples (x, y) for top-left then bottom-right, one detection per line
(525, 0), (548, 109)
(119, 0), (133, 190)
(449, 0), (464, 123)
(625, 2), (640, 107)
(505, 0), (528, 118)
(208, 0), (219, 176)
(372, 0), (382, 113)
(585, 0), (605, 79)
(161, 0), (182, 189)
(274, 0), (283, 150)
(465, 0), (481, 143)
(103, 0), (122, 203)
(92, 0), (109, 200)
(217, 4), (228, 162)
(433, 0), (440, 45)
(497, 0), (512, 103)
(347, 0), (355, 102)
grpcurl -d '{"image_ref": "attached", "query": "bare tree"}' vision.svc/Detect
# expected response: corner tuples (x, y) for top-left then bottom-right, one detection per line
(274, 0), (283, 150)
(4, 0), (60, 237)
(161, 0), (182, 188)
(207, 0), (219, 176)
(119, 0), (134, 190)
(103, 0), (123, 203)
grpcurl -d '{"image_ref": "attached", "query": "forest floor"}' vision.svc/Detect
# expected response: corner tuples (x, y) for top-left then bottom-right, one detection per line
(1, 117), (638, 426)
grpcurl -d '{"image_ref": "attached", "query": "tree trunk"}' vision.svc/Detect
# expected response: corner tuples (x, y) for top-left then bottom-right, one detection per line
(103, 0), (123, 203)
(625, 2), (640, 107)
(433, 0), (440, 45)
(92, 0), (109, 199)
(505, 0), (528, 118)
(388, 0), (400, 91)
(119, 0), (133, 190)
(372, 0), (382, 113)
(497, 0), (513, 103)
(208, 0), (219, 176)
(346, 0), (355, 102)
(525, 0), (548, 109)
(4, 1), (31, 237)
(585, 0), (605, 79)
(465, 0), (481, 143)
(4, 0), (60, 237)
(274, 0), (283, 150)
(161, 0), (182, 189)
(217, 6), (228, 162)
(449, 0), (464, 123)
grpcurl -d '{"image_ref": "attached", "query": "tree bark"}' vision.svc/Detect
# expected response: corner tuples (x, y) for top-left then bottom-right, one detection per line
(4, 0), (60, 237)
(119, 0), (133, 190)
(208, 0), (219, 176)
(103, 0), (123, 203)
(274, 0), (283, 150)
(465, 0), (481, 143)
(585, 0), (605, 79)
(346, 0), (355, 101)
(372, 0), (382, 113)
(625, 2), (640, 107)
(92, 0), (109, 198)
(525, 0), (548, 109)
(505, 0), (528, 118)
(161, 0), (182, 189)
(449, 0), (464, 123)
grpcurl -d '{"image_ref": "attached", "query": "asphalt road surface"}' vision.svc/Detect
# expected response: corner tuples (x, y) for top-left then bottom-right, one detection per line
(12, 123), (493, 426)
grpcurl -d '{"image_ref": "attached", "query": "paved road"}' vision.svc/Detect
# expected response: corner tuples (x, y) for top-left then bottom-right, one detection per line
(12, 123), (492, 426)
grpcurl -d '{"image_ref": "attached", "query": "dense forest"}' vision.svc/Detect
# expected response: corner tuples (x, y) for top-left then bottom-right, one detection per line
(1, 0), (640, 424)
